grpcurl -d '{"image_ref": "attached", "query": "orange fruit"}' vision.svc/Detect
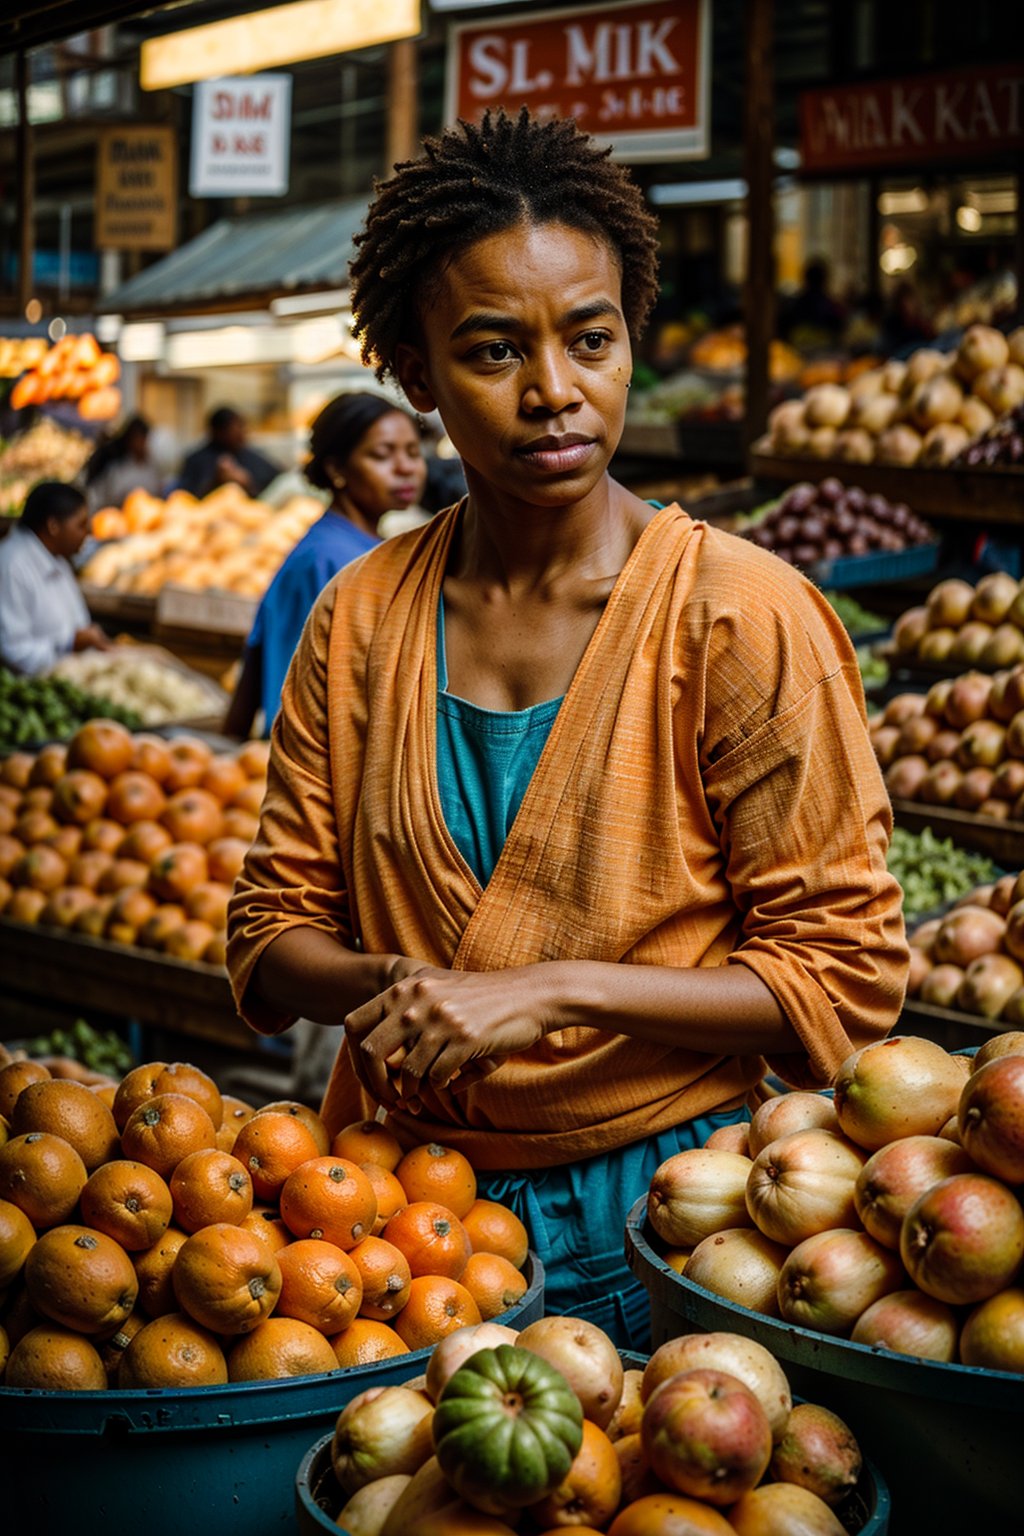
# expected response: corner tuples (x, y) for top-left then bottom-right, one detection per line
(112, 1060), (168, 1131)
(461, 1200), (530, 1269)
(163, 737), (213, 794)
(530, 1420), (622, 1531)
(360, 1163), (408, 1234)
(118, 1311), (228, 1388)
(348, 1235), (412, 1321)
(120, 1092), (218, 1179)
(0, 1059), (51, 1120)
(217, 1095), (256, 1152)
(66, 719), (135, 780)
(237, 739), (270, 779)
(5, 1324), (107, 1389)
(0, 1131), (87, 1230)
(133, 1227), (189, 1318)
(98, 1311), (146, 1383)
(331, 1318), (410, 1368)
(183, 881), (231, 927)
(161, 788), (225, 847)
(130, 734), (173, 783)
(231, 1112), (321, 1202)
(44, 823), (84, 861)
(25, 1223), (138, 1334)
(117, 819), (173, 864)
(165, 919), (218, 961)
(105, 771), (166, 826)
(382, 1201), (472, 1281)
(393, 1275), (482, 1350)
(172, 1222), (283, 1334)
(201, 756), (248, 806)
(90, 1082), (119, 1109)
(169, 1147), (253, 1232)
(79, 1160), (174, 1250)
(152, 1061), (224, 1130)
(241, 1203), (292, 1253)
(137, 904), (187, 951)
(2, 1284), (42, 1347)
(40, 886), (96, 929)
(395, 1142), (477, 1219)
(0, 1197), (36, 1287)
(331, 1119), (403, 1171)
(279, 1156), (377, 1250)
(6, 886), (47, 923)
(104, 886), (158, 944)
(96, 856), (150, 895)
(81, 817), (123, 854)
(460, 1252), (529, 1321)
(227, 1316), (338, 1381)
(51, 769), (108, 826)
(67, 850), (114, 891)
(9, 1078), (119, 1171)
(148, 842), (208, 902)
(1, 751), (33, 789)
(275, 1238), (363, 1334)
(206, 836), (248, 884)
(222, 808), (258, 842)
(256, 1100), (330, 1155)
(0, 833), (25, 878)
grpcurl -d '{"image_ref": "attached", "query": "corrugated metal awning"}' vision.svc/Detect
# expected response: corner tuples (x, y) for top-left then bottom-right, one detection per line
(99, 198), (368, 315)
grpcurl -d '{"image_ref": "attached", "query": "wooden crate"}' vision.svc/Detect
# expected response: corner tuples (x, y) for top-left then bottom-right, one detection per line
(750, 453), (1024, 527)
(891, 799), (1024, 865)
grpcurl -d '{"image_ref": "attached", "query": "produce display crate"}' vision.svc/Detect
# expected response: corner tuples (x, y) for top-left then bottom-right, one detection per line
(625, 1198), (1022, 1530)
(890, 799), (1024, 866)
(750, 453), (1024, 528)
(80, 584), (158, 627)
(803, 539), (939, 591)
(294, 1352), (891, 1536)
(616, 421), (683, 459)
(156, 584), (259, 642)
(0, 917), (245, 1053)
(0, 1255), (544, 1536)
(897, 995), (1014, 1052)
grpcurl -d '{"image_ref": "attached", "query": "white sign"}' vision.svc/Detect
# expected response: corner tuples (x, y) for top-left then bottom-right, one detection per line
(190, 74), (292, 197)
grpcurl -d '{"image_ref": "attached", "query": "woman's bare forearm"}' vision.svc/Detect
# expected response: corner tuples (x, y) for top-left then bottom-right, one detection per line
(252, 927), (404, 1026)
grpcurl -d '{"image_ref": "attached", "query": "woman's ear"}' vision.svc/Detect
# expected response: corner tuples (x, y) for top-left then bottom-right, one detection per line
(395, 344), (437, 414)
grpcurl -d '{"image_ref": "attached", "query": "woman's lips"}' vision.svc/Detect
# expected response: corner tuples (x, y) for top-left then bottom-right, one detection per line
(514, 437), (597, 473)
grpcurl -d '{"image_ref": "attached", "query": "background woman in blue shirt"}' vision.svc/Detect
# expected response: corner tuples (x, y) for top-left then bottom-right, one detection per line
(224, 392), (427, 739)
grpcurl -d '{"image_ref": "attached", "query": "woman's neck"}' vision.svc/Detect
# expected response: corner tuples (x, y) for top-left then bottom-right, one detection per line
(330, 491), (379, 539)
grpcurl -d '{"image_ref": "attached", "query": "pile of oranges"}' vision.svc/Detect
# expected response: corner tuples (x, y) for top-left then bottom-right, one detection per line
(0, 1057), (530, 1392)
(0, 718), (271, 966)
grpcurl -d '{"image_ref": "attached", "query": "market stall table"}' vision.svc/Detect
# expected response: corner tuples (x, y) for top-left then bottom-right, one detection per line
(750, 454), (1024, 528)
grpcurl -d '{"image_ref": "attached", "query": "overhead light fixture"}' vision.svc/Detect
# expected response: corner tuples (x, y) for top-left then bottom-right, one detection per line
(956, 205), (983, 232)
(877, 189), (928, 216)
(880, 243), (917, 276)
(965, 188), (1017, 214)
(95, 314), (123, 345)
(270, 289), (349, 317)
(140, 0), (421, 91)
(165, 316), (353, 370)
(119, 321), (165, 362)
(649, 179), (748, 207)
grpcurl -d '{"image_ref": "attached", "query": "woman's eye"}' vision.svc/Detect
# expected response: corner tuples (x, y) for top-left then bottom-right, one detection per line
(577, 331), (609, 352)
(480, 341), (516, 363)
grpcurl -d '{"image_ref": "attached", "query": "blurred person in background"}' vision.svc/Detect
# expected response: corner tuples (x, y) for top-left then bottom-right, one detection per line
(0, 481), (110, 674)
(179, 406), (281, 500)
(779, 257), (846, 349)
(224, 391), (427, 740)
(83, 414), (163, 511)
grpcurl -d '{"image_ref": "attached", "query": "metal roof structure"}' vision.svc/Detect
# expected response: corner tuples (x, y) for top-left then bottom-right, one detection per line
(98, 197), (367, 314)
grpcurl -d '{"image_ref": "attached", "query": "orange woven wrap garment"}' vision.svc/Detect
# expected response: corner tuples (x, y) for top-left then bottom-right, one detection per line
(227, 505), (908, 1169)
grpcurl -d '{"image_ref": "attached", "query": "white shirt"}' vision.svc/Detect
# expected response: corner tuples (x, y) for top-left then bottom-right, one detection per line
(0, 525), (91, 675)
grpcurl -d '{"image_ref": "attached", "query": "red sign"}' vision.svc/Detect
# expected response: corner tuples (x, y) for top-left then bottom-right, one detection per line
(800, 65), (1024, 174)
(446, 0), (709, 161)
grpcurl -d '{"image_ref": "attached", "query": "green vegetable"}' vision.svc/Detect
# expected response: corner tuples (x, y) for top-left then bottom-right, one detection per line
(856, 646), (890, 687)
(0, 667), (141, 756)
(823, 591), (889, 637)
(887, 826), (997, 921)
(433, 1345), (584, 1513)
(26, 1017), (133, 1075)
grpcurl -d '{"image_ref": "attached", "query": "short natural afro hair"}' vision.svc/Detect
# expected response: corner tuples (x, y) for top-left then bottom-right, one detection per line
(350, 109), (660, 383)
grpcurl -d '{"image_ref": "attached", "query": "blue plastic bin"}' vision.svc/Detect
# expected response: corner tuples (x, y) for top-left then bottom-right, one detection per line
(0, 1252), (543, 1536)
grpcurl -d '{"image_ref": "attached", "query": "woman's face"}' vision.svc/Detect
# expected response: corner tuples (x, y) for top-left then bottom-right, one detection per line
(396, 221), (632, 510)
(337, 411), (426, 521)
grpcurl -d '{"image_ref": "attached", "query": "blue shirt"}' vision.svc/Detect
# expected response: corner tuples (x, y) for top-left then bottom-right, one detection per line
(435, 596), (563, 887)
(249, 510), (378, 731)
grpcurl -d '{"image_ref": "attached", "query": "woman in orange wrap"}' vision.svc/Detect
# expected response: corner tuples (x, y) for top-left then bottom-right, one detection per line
(227, 111), (909, 1346)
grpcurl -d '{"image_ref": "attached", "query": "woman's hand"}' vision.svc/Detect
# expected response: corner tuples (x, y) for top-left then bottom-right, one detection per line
(344, 965), (557, 1110)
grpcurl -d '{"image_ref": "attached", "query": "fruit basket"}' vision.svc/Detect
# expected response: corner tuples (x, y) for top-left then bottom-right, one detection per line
(294, 1350), (891, 1535)
(625, 1198), (1023, 1527)
(0, 1253), (544, 1536)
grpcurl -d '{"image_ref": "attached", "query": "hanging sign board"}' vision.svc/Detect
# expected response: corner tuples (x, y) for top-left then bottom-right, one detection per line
(446, 0), (709, 162)
(190, 74), (292, 197)
(800, 64), (1024, 174)
(95, 125), (178, 250)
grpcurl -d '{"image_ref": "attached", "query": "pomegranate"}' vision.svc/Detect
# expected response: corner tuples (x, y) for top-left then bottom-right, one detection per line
(853, 1135), (973, 1249)
(515, 1315), (622, 1429)
(777, 1229), (904, 1334)
(746, 1092), (839, 1157)
(958, 1055), (1024, 1184)
(331, 1384), (434, 1493)
(745, 1129), (865, 1246)
(768, 1401), (862, 1507)
(683, 1229), (788, 1318)
(900, 1174), (1024, 1305)
(959, 1287), (1024, 1372)
(850, 1289), (959, 1362)
(728, 1482), (846, 1535)
(640, 1331), (791, 1442)
(640, 1368), (772, 1506)
(647, 1149), (752, 1249)
(833, 1036), (967, 1150)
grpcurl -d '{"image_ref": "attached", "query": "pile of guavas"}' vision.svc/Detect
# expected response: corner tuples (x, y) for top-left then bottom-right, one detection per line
(908, 872), (1024, 1022)
(647, 1033), (1024, 1375)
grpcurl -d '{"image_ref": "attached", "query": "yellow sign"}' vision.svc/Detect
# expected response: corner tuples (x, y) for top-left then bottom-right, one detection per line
(96, 125), (178, 252)
(140, 0), (421, 91)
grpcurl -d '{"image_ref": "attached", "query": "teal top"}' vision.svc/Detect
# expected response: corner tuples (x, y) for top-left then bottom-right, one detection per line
(435, 596), (562, 887)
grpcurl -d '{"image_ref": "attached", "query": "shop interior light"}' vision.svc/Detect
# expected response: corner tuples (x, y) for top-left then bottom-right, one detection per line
(165, 316), (353, 370)
(47, 318), (67, 342)
(95, 314), (123, 345)
(140, 0), (421, 90)
(118, 321), (166, 362)
(648, 179), (748, 206)
(877, 188), (928, 216)
(966, 188), (1017, 214)
(879, 243), (917, 276)
(269, 289), (349, 317)
(24, 299), (42, 324)
(956, 205), (984, 232)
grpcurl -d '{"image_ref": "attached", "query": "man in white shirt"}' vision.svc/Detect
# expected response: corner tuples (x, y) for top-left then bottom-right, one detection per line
(0, 480), (110, 675)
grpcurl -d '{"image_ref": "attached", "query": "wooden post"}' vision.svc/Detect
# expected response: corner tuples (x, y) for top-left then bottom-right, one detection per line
(15, 50), (35, 314)
(743, 0), (775, 454)
(386, 39), (419, 174)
